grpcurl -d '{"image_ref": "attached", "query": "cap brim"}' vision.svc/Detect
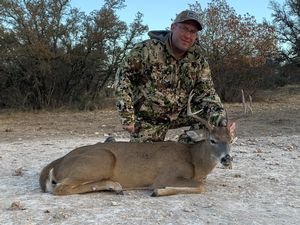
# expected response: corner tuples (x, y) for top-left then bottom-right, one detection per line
(176, 19), (202, 31)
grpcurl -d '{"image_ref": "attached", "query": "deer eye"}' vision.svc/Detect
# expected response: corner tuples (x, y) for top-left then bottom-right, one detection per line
(210, 139), (217, 144)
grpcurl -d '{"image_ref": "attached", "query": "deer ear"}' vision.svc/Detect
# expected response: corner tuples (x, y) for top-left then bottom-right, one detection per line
(186, 131), (205, 142)
(227, 121), (236, 130)
(227, 121), (236, 139)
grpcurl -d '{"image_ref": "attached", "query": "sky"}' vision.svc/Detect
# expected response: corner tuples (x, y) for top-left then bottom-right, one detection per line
(70, 0), (285, 31)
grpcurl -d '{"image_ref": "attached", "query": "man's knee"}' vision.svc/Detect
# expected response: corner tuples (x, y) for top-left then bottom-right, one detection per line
(130, 123), (168, 142)
(177, 124), (206, 143)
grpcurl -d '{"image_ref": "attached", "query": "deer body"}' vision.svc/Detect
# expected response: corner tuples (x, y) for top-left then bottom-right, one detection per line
(40, 134), (231, 196)
(39, 90), (234, 196)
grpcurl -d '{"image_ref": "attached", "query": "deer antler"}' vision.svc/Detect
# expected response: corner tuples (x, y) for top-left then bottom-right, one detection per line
(187, 90), (213, 132)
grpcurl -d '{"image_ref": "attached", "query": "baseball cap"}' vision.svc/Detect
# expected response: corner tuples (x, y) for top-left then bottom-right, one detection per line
(173, 10), (202, 31)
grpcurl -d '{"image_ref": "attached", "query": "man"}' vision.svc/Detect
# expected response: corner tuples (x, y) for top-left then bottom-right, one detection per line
(115, 10), (235, 142)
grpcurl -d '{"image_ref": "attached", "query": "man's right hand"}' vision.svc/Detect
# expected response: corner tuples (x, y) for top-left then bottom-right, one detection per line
(123, 124), (135, 133)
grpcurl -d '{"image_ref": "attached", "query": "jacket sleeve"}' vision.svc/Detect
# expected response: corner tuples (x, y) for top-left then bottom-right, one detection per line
(193, 59), (227, 126)
(114, 44), (144, 126)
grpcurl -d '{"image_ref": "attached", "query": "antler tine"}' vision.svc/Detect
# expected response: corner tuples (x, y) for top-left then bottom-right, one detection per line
(187, 90), (213, 131)
(225, 108), (228, 124)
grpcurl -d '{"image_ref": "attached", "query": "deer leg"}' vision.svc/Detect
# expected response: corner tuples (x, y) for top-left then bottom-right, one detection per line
(53, 178), (123, 195)
(151, 178), (204, 197)
(152, 186), (205, 197)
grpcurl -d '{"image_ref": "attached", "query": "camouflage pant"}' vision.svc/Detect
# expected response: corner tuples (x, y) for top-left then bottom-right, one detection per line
(130, 116), (206, 143)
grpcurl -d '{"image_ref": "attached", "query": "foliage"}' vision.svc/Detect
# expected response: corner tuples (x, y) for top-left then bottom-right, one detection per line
(270, 0), (300, 84)
(0, 0), (148, 109)
(189, 0), (279, 101)
(270, 0), (300, 66)
(1, 0), (296, 109)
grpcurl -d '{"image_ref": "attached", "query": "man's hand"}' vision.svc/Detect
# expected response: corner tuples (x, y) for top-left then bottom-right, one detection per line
(123, 124), (135, 133)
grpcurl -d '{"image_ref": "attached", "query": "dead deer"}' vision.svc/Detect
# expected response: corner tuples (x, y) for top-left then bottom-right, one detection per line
(39, 91), (234, 196)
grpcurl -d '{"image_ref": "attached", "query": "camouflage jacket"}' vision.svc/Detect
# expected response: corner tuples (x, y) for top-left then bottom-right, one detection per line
(115, 30), (226, 126)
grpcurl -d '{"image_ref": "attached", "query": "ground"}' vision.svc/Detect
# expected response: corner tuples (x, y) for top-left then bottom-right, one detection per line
(0, 85), (299, 225)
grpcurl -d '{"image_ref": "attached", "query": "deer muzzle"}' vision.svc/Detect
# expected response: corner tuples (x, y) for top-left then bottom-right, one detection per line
(221, 154), (233, 169)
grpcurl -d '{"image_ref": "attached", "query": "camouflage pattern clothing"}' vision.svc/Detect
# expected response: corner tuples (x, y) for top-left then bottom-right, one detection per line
(115, 30), (226, 142)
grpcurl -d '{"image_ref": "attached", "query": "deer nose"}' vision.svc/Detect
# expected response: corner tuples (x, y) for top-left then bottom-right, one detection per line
(221, 154), (233, 169)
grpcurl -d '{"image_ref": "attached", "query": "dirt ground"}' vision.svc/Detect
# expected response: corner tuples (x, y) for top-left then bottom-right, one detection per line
(0, 85), (299, 225)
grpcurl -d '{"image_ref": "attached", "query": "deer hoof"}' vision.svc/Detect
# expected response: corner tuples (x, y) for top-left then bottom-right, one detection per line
(151, 189), (160, 197)
(115, 190), (124, 195)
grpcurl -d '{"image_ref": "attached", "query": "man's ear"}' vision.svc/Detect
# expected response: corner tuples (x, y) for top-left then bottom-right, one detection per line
(170, 23), (176, 31)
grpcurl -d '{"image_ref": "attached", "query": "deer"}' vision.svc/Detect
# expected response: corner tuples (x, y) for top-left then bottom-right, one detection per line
(39, 90), (235, 196)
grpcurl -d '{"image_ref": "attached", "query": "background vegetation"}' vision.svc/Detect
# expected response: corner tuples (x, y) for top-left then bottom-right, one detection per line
(0, 0), (299, 109)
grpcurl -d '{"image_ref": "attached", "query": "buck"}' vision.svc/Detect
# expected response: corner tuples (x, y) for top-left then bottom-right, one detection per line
(39, 91), (235, 196)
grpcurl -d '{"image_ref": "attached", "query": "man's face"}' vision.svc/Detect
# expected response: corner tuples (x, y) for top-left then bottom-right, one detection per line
(171, 21), (199, 53)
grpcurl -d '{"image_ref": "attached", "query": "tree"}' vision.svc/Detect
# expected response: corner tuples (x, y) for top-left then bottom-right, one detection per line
(189, 0), (279, 101)
(0, 0), (148, 109)
(270, 0), (300, 84)
(270, 0), (300, 66)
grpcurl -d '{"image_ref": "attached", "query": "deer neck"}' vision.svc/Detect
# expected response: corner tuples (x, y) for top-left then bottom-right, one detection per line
(190, 141), (220, 181)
